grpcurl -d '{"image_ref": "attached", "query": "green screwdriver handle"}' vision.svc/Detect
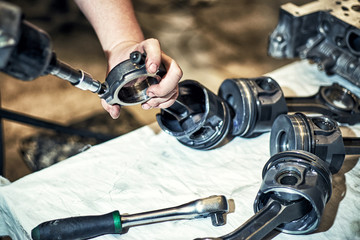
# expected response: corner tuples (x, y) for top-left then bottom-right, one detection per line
(31, 210), (122, 240)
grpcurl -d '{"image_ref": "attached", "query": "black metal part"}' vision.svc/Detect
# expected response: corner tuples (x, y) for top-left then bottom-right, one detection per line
(218, 77), (360, 139)
(270, 112), (360, 174)
(157, 80), (232, 150)
(255, 150), (332, 234)
(286, 83), (360, 125)
(101, 51), (166, 106)
(268, 0), (360, 87)
(0, 108), (115, 142)
(218, 77), (287, 137)
(0, 2), (22, 69)
(343, 137), (360, 155)
(196, 150), (332, 240)
(196, 198), (310, 240)
(1, 19), (53, 81)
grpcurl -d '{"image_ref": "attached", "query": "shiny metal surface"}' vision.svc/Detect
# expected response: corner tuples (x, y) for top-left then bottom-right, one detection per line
(270, 113), (346, 174)
(101, 51), (166, 106)
(121, 195), (229, 229)
(255, 150), (332, 235)
(196, 151), (332, 240)
(218, 77), (287, 137)
(157, 80), (232, 150)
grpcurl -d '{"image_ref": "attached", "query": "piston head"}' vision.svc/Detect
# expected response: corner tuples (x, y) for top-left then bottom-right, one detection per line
(270, 113), (345, 173)
(157, 80), (232, 150)
(254, 150), (332, 234)
(218, 77), (287, 137)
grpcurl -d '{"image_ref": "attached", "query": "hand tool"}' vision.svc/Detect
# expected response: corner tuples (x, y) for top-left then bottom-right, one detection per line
(157, 80), (233, 150)
(218, 77), (360, 138)
(196, 150), (332, 240)
(0, 2), (165, 106)
(270, 112), (360, 173)
(31, 195), (229, 240)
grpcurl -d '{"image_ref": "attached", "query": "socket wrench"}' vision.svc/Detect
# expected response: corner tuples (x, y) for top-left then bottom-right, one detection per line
(157, 80), (233, 150)
(31, 195), (229, 240)
(270, 112), (360, 173)
(218, 77), (360, 137)
(197, 150), (332, 240)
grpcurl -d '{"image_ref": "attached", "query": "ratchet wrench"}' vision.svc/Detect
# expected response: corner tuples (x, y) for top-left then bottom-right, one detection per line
(31, 195), (229, 240)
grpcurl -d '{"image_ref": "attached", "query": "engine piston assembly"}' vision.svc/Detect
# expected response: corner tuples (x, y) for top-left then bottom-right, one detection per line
(270, 113), (360, 174)
(218, 77), (360, 138)
(156, 80), (233, 150)
(196, 150), (332, 240)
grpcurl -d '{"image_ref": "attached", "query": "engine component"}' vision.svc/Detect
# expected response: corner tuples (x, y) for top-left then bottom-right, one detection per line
(218, 77), (287, 137)
(270, 113), (360, 174)
(218, 77), (360, 138)
(156, 80), (233, 150)
(100, 51), (166, 106)
(268, 0), (360, 87)
(286, 83), (360, 125)
(32, 195), (229, 240)
(0, 2), (164, 106)
(196, 150), (332, 240)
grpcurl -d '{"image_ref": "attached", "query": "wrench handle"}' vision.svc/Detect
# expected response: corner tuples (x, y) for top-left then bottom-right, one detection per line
(31, 210), (122, 240)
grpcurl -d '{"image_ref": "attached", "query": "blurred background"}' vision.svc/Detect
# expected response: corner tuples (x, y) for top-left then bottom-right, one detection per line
(0, 0), (309, 182)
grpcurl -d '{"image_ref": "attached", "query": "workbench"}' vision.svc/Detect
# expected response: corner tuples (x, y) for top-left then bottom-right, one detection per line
(1, 60), (360, 240)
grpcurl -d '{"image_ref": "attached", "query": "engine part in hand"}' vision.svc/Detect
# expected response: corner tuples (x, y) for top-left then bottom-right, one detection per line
(0, 2), (165, 106)
(100, 51), (166, 106)
(195, 150), (332, 240)
(268, 0), (360, 87)
(31, 195), (229, 240)
(270, 113), (360, 174)
(218, 77), (287, 137)
(157, 80), (233, 150)
(286, 83), (360, 125)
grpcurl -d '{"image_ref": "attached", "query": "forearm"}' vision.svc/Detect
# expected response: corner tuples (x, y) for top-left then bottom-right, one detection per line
(74, 0), (144, 55)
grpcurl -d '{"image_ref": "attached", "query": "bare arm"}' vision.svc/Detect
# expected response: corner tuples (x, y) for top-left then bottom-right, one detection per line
(74, 0), (182, 118)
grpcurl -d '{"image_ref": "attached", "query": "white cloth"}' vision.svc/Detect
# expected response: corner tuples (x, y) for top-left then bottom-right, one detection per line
(1, 60), (360, 240)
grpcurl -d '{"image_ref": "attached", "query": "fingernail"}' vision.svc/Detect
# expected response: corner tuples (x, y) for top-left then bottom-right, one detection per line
(142, 104), (151, 110)
(147, 91), (155, 97)
(148, 63), (158, 74)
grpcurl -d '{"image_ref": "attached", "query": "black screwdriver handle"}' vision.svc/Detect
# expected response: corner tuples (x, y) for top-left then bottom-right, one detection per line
(31, 210), (122, 240)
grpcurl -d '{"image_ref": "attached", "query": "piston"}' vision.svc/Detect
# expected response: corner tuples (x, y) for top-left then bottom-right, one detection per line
(218, 77), (360, 138)
(270, 113), (360, 174)
(196, 150), (332, 240)
(254, 150), (332, 234)
(218, 77), (287, 137)
(156, 80), (232, 150)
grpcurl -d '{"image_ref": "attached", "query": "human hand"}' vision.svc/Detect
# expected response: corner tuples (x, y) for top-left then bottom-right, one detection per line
(103, 38), (182, 119)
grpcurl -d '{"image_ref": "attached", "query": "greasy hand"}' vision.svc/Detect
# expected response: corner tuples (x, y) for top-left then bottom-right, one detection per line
(103, 38), (182, 119)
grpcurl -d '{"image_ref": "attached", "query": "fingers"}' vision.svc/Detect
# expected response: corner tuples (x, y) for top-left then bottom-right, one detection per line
(104, 38), (182, 116)
(143, 52), (182, 109)
(138, 38), (162, 74)
(142, 85), (179, 109)
(101, 99), (121, 119)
